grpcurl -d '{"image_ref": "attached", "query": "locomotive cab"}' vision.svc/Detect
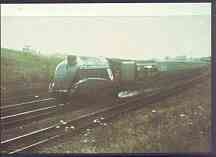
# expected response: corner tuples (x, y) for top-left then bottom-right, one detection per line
(49, 55), (119, 102)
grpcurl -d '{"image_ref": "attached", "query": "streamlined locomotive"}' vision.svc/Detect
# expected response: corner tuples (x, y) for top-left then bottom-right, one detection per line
(49, 55), (119, 102)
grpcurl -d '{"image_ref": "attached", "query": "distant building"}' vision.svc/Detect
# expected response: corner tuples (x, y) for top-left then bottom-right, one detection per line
(22, 45), (32, 53)
(200, 56), (211, 62)
(165, 56), (171, 60)
(175, 56), (187, 61)
(22, 45), (38, 55)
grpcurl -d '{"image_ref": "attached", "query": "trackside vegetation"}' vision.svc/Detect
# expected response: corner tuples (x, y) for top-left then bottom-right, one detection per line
(1, 48), (63, 86)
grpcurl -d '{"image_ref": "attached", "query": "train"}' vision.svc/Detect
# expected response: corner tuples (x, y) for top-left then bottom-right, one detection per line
(48, 55), (120, 102)
(49, 55), (160, 102)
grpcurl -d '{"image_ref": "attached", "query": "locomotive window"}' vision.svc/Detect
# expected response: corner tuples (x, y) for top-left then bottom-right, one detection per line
(78, 69), (109, 79)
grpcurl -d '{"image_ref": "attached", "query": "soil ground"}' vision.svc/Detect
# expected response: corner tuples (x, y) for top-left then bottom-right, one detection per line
(41, 71), (211, 153)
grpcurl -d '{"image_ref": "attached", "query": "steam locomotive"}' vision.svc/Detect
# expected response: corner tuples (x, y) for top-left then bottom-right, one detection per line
(49, 55), (160, 102)
(48, 55), (119, 102)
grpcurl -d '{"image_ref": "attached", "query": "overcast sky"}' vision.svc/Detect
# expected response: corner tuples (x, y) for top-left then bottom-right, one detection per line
(1, 3), (211, 60)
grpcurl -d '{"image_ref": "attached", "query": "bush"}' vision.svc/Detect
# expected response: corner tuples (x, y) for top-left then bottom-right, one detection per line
(1, 48), (63, 85)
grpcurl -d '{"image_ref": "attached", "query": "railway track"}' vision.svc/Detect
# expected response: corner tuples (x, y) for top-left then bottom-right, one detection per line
(1, 82), (49, 106)
(0, 68), (205, 129)
(1, 70), (209, 154)
(1, 98), (56, 116)
(1, 91), (49, 106)
(1, 98), (58, 129)
(1, 82), (49, 96)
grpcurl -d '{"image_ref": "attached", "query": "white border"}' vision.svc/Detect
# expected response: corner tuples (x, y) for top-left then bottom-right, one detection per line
(1, 3), (211, 17)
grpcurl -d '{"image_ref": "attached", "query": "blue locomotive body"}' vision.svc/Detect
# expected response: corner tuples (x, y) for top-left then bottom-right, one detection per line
(49, 55), (118, 102)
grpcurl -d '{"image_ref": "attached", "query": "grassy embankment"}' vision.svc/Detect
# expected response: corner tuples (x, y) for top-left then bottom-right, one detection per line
(1, 48), (62, 87)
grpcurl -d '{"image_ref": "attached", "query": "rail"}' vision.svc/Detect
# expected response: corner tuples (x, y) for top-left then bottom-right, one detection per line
(1, 71), (208, 154)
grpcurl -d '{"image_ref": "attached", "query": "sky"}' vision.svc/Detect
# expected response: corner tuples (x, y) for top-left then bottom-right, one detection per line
(1, 3), (211, 60)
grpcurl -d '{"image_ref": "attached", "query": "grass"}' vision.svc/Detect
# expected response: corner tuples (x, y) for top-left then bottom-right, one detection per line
(1, 48), (63, 86)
